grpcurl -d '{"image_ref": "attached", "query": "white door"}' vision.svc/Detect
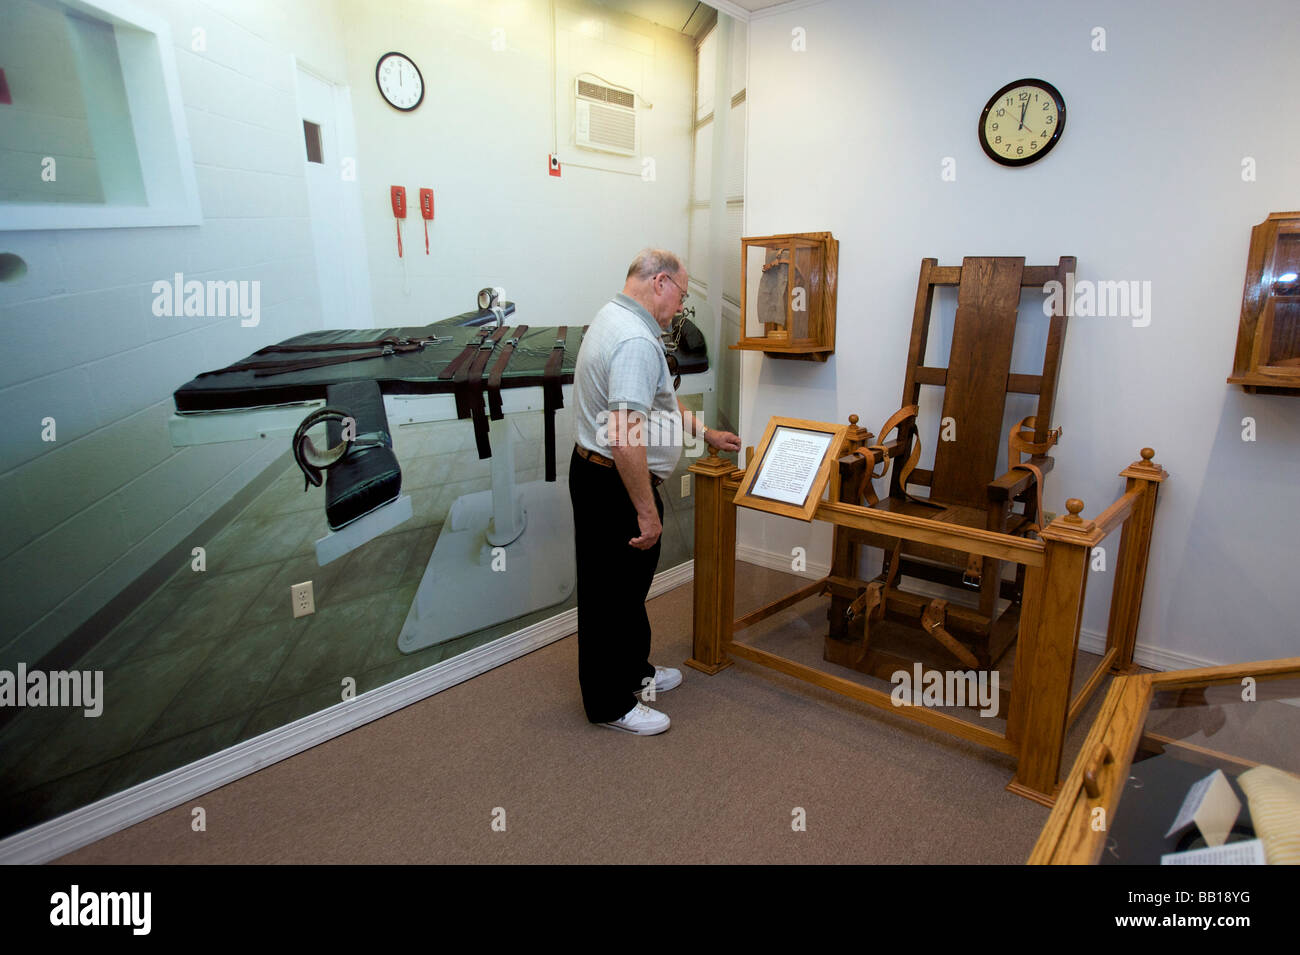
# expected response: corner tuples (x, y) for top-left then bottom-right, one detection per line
(296, 67), (370, 329)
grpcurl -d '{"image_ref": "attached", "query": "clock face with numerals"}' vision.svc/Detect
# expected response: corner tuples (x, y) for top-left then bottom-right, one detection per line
(979, 79), (1065, 166)
(376, 52), (424, 112)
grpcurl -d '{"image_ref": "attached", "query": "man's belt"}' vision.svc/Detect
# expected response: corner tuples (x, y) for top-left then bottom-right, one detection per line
(575, 444), (663, 487)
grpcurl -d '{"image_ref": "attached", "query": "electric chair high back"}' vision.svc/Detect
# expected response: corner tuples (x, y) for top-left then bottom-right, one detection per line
(828, 256), (1074, 672)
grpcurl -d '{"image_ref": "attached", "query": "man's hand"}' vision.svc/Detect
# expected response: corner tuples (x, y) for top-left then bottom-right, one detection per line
(705, 428), (742, 453)
(608, 408), (661, 550)
(629, 508), (662, 549)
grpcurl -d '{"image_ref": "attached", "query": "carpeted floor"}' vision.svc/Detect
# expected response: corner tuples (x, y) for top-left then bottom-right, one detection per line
(55, 564), (1108, 864)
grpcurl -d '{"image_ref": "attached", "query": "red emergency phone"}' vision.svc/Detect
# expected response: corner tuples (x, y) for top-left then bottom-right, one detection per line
(390, 186), (407, 257)
(419, 188), (434, 254)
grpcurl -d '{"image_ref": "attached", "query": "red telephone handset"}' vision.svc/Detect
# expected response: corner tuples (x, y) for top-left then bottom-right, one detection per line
(419, 188), (434, 254)
(390, 186), (406, 257)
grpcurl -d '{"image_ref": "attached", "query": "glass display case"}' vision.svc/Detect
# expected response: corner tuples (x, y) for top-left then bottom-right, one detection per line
(1030, 657), (1300, 864)
(1228, 212), (1300, 395)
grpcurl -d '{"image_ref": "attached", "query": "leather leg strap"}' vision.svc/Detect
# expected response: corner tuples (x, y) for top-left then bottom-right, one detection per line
(921, 599), (980, 669)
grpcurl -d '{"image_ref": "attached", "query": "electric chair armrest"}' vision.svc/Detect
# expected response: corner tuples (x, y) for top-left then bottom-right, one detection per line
(863, 436), (908, 467)
(987, 454), (1054, 503)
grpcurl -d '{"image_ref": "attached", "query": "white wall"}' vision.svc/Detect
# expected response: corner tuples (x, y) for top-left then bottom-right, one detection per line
(0, 0), (351, 665)
(738, 0), (1300, 668)
(338, 0), (696, 329)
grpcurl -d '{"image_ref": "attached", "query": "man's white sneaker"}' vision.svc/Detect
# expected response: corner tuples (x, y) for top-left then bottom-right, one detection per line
(638, 665), (682, 699)
(600, 703), (670, 736)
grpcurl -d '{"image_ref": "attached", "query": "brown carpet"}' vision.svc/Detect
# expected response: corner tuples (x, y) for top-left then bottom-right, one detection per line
(56, 564), (1105, 864)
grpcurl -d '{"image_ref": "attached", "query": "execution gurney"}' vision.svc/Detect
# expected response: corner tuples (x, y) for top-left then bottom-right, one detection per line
(168, 298), (713, 652)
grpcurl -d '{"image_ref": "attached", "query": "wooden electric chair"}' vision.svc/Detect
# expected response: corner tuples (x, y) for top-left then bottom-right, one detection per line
(825, 256), (1075, 675)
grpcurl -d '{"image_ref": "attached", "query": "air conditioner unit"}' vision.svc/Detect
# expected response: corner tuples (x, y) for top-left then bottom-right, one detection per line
(574, 78), (637, 156)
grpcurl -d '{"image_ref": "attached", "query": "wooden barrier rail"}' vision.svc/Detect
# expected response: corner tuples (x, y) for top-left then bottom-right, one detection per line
(687, 443), (1168, 806)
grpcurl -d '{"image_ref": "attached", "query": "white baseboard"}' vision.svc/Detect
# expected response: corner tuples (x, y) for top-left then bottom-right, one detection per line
(0, 561), (695, 865)
(736, 544), (831, 579)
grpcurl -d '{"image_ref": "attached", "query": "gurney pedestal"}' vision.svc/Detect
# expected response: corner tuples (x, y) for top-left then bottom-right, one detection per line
(398, 417), (575, 653)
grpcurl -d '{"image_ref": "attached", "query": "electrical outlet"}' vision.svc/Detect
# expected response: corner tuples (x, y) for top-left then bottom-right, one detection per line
(291, 581), (315, 618)
(680, 474), (690, 498)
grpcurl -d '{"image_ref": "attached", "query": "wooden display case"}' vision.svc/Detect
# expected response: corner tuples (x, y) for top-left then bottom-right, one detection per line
(1227, 212), (1300, 395)
(1029, 657), (1300, 864)
(732, 231), (838, 361)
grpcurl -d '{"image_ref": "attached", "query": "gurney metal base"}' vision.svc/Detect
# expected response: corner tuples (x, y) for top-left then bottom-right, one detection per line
(397, 479), (575, 653)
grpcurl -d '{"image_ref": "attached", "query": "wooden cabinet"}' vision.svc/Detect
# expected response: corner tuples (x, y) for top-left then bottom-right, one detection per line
(1228, 212), (1300, 395)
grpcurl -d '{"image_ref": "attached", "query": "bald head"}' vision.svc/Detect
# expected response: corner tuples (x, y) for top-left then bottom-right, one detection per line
(622, 248), (688, 331)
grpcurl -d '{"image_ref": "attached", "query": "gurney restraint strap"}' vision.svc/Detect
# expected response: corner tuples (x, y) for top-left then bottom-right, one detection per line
(198, 336), (436, 378)
(487, 325), (529, 421)
(455, 323), (512, 459)
(440, 328), (492, 381)
(542, 327), (569, 482)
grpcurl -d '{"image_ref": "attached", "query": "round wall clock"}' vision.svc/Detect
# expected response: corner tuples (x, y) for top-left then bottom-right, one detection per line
(978, 78), (1065, 166)
(376, 52), (424, 112)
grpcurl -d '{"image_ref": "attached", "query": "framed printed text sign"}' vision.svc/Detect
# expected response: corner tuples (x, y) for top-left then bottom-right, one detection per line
(734, 417), (848, 521)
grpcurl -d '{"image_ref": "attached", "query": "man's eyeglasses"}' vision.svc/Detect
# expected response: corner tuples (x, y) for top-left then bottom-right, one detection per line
(661, 274), (689, 304)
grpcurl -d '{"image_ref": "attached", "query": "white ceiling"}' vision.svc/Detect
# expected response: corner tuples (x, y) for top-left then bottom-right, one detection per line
(579, 0), (800, 36)
(588, 0), (796, 36)
(587, 0), (713, 34)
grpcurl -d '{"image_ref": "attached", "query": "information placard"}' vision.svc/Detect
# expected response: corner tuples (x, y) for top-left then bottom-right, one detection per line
(734, 417), (848, 521)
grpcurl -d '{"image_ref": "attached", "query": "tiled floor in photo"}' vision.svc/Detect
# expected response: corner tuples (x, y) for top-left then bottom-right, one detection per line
(0, 405), (705, 839)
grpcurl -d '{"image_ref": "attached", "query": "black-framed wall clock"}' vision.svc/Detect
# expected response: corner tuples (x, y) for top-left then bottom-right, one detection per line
(978, 78), (1065, 166)
(376, 52), (424, 111)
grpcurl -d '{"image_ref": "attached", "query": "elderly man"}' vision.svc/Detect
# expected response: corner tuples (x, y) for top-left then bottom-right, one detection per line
(569, 249), (741, 735)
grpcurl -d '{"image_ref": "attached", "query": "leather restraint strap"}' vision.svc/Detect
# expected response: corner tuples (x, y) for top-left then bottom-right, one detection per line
(542, 326), (569, 482)
(456, 323), (512, 459)
(487, 325), (529, 420)
(761, 249), (791, 272)
(850, 404), (936, 510)
(1006, 415), (1062, 536)
(199, 336), (435, 379)
(439, 327), (493, 383)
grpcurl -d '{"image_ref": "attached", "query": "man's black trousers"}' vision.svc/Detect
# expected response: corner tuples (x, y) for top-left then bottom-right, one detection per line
(568, 448), (662, 723)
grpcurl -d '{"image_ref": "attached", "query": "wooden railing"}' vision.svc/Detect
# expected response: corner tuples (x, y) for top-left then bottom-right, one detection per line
(687, 441), (1167, 806)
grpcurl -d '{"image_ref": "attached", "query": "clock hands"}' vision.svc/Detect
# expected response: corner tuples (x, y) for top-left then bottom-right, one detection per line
(1018, 97), (1029, 130)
